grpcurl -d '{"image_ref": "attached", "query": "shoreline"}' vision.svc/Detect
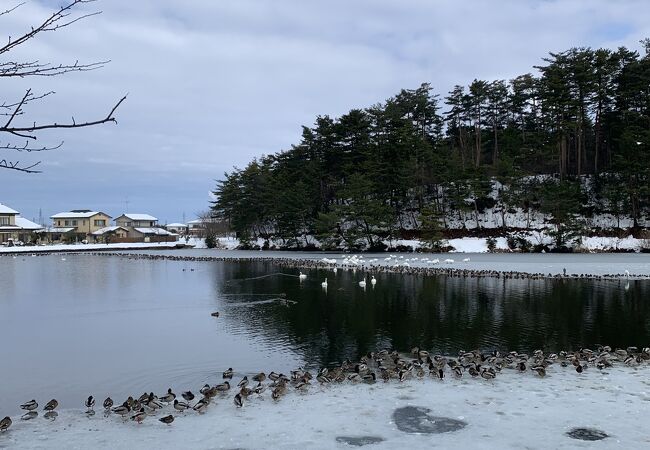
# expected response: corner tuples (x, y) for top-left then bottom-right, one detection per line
(69, 251), (650, 280)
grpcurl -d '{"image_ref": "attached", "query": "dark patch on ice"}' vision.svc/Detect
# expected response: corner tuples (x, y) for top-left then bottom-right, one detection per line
(393, 406), (467, 434)
(566, 428), (609, 441)
(335, 436), (385, 446)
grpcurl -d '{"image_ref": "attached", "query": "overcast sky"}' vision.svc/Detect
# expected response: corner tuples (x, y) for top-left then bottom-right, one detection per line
(1, 0), (648, 224)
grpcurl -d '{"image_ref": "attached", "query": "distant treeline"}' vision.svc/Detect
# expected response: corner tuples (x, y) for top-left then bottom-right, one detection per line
(212, 41), (650, 250)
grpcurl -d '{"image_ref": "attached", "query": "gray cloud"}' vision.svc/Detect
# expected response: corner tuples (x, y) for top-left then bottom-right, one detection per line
(1, 0), (648, 222)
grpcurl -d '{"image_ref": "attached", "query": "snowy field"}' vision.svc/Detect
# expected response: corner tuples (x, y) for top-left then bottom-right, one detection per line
(2, 366), (648, 449)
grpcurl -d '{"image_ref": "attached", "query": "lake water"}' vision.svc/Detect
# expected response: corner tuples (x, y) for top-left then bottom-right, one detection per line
(0, 252), (648, 417)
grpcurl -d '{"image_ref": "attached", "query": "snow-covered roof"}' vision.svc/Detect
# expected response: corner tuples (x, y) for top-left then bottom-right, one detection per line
(134, 227), (173, 236)
(35, 227), (76, 233)
(0, 203), (19, 214)
(166, 223), (188, 228)
(92, 226), (128, 235)
(117, 213), (157, 221)
(51, 211), (110, 219)
(15, 217), (44, 230)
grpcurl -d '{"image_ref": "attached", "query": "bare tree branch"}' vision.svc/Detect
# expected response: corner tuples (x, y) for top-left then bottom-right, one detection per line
(0, 0), (125, 174)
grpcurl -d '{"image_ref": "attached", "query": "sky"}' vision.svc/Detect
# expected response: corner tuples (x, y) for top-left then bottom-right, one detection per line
(0, 0), (649, 225)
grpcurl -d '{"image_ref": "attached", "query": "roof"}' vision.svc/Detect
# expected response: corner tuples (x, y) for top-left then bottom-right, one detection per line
(117, 213), (158, 222)
(134, 227), (173, 236)
(51, 211), (111, 219)
(92, 226), (129, 235)
(35, 227), (76, 233)
(15, 217), (44, 230)
(166, 223), (188, 228)
(0, 203), (19, 214)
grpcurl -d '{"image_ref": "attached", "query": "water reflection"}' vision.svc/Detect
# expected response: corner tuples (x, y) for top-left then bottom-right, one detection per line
(218, 261), (650, 366)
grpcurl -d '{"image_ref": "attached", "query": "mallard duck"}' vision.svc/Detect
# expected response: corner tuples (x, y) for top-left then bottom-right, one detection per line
(362, 372), (376, 383)
(252, 372), (266, 382)
(215, 381), (230, 392)
(0, 417), (11, 432)
(159, 388), (176, 403)
(237, 376), (249, 388)
(575, 364), (584, 373)
(271, 385), (286, 401)
(347, 373), (361, 382)
(268, 371), (280, 381)
(181, 391), (195, 402)
(43, 399), (58, 411)
(211, 312), (220, 317)
(173, 399), (190, 412)
(518, 362), (527, 372)
(317, 374), (331, 384)
(20, 411), (38, 421)
(253, 382), (266, 394)
(111, 402), (131, 417)
(223, 368), (234, 379)
(193, 398), (209, 414)
(44, 411), (58, 421)
(239, 387), (253, 397)
(103, 397), (113, 410)
(20, 400), (38, 411)
(233, 393), (243, 408)
(159, 414), (174, 425)
(532, 366), (546, 377)
(130, 408), (147, 424)
(480, 368), (495, 380)
(138, 392), (150, 404)
(452, 366), (462, 378)
(85, 395), (95, 410)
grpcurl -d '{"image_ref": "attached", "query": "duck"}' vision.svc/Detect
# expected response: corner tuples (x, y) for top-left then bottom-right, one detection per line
(43, 399), (58, 411)
(44, 411), (58, 421)
(253, 382), (267, 395)
(20, 411), (38, 421)
(0, 416), (11, 432)
(199, 384), (211, 395)
(362, 372), (376, 383)
(480, 368), (496, 380)
(112, 402), (131, 417)
(321, 278), (328, 288)
(159, 388), (176, 403)
(371, 276), (377, 286)
(223, 368), (234, 379)
(173, 399), (190, 412)
(239, 386), (253, 398)
(298, 272), (307, 281)
(193, 398), (209, 414)
(211, 312), (220, 317)
(20, 400), (38, 411)
(215, 381), (230, 392)
(103, 397), (113, 410)
(252, 372), (266, 382)
(233, 393), (244, 408)
(532, 366), (546, 377)
(238, 376), (249, 388)
(130, 407), (147, 424)
(159, 414), (174, 425)
(268, 371), (280, 381)
(85, 395), (95, 410)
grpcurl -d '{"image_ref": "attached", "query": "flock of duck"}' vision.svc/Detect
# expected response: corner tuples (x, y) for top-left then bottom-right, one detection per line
(2, 344), (649, 433)
(64, 251), (642, 281)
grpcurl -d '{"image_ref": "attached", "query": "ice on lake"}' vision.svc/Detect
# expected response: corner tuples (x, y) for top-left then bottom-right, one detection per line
(1, 365), (649, 449)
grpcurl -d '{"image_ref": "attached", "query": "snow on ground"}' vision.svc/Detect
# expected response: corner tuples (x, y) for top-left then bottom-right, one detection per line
(2, 366), (649, 449)
(0, 242), (182, 254)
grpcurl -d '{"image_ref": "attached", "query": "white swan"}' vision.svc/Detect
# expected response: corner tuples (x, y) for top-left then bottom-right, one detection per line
(444, 258), (454, 264)
(462, 257), (470, 262)
(358, 279), (367, 288)
(321, 279), (328, 288)
(371, 276), (377, 286)
(299, 272), (307, 281)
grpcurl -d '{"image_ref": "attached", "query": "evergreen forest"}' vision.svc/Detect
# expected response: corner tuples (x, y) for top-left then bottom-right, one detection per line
(212, 41), (650, 251)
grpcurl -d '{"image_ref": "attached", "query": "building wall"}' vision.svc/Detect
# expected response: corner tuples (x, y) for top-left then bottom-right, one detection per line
(0, 213), (16, 227)
(53, 213), (111, 235)
(115, 218), (157, 228)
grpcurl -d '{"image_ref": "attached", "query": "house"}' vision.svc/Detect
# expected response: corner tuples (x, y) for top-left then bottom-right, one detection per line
(91, 226), (130, 243)
(114, 213), (158, 228)
(165, 222), (189, 234)
(0, 203), (44, 244)
(50, 210), (112, 239)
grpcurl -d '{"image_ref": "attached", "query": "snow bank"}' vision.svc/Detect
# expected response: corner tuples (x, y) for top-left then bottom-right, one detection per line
(2, 366), (648, 449)
(0, 242), (183, 254)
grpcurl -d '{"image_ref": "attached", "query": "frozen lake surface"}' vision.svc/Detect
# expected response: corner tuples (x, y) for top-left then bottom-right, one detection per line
(2, 365), (649, 449)
(0, 252), (649, 448)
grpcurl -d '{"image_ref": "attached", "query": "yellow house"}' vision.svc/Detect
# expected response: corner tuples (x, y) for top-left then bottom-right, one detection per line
(50, 210), (112, 236)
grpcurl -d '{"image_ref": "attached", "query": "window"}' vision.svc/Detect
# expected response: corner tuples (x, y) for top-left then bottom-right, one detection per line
(64, 220), (70, 226)
(71, 220), (78, 226)
(94, 219), (106, 227)
(0, 216), (9, 225)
